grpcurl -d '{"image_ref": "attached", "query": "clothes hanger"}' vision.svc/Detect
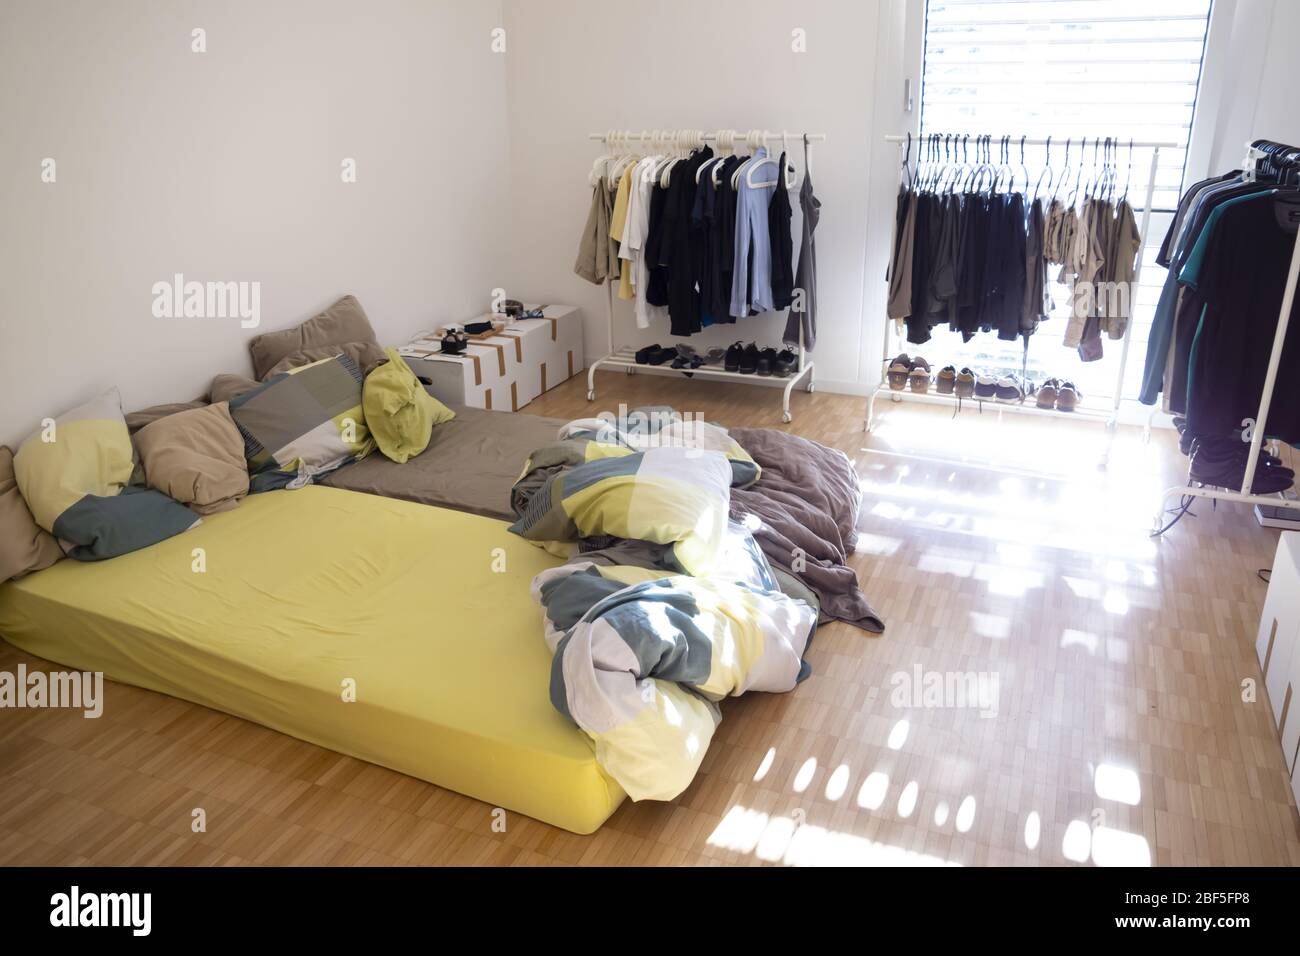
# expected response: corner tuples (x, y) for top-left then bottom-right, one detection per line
(696, 129), (727, 184)
(732, 129), (765, 188)
(1051, 138), (1069, 203)
(745, 129), (781, 188)
(1033, 137), (1053, 201)
(713, 129), (739, 186)
(781, 130), (797, 189)
(1068, 136), (1085, 207)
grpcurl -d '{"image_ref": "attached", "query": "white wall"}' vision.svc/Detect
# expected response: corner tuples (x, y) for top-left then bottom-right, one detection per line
(501, 0), (908, 396)
(1203, 0), (1300, 173)
(0, 0), (510, 446)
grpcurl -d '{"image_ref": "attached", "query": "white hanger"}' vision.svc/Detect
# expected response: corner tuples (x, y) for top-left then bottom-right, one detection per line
(607, 130), (636, 184)
(696, 128), (727, 183)
(652, 129), (678, 179)
(732, 129), (765, 189)
(745, 128), (781, 188)
(660, 128), (700, 186)
(712, 129), (738, 186)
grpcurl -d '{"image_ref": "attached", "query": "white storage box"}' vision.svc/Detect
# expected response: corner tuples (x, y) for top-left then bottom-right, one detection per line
(398, 304), (583, 412)
(1255, 531), (1300, 802)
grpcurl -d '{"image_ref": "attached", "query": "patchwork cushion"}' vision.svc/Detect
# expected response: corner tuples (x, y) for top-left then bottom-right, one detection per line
(12, 388), (199, 561)
(0, 446), (64, 581)
(362, 349), (455, 464)
(247, 294), (378, 381)
(262, 340), (387, 380)
(135, 402), (250, 515)
(229, 353), (374, 490)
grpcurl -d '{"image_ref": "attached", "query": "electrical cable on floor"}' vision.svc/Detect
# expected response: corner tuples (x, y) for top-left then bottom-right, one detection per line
(1151, 494), (1196, 537)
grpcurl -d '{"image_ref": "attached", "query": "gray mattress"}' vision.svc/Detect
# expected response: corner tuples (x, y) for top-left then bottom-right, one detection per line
(319, 405), (563, 521)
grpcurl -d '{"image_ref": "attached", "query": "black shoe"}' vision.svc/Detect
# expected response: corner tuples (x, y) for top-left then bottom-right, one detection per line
(757, 348), (777, 376)
(739, 344), (759, 374)
(773, 349), (796, 377)
(973, 373), (997, 399)
(648, 346), (675, 366)
(635, 343), (661, 365)
(724, 342), (745, 373)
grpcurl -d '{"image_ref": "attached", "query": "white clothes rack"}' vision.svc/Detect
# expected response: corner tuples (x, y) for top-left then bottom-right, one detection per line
(865, 132), (1179, 467)
(583, 129), (824, 423)
(1151, 143), (1300, 531)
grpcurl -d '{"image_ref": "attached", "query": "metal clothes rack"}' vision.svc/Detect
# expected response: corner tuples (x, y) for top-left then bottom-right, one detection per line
(1151, 142), (1300, 531)
(865, 132), (1179, 467)
(583, 129), (825, 423)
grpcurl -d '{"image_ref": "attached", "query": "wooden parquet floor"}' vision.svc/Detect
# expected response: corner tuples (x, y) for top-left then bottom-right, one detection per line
(2, 371), (1297, 866)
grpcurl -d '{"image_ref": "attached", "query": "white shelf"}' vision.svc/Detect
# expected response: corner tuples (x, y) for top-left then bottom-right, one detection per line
(865, 382), (1115, 429)
(586, 347), (815, 423)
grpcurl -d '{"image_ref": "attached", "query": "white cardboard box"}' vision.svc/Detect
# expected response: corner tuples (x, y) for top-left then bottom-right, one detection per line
(399, 304), (583, 411)
(1255, 531), (1300, 799)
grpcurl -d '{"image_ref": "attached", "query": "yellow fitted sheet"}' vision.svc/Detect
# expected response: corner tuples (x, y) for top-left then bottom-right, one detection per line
(0, 485), (624, 834)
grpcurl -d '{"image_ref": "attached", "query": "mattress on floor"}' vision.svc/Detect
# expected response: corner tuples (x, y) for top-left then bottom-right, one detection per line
(319, 405), (564, 520)
(0, 485), (624, 834)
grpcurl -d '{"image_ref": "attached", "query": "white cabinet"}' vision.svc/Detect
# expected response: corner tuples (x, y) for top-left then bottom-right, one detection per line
(1256, 532), (1300, 802)
(399, 304), (584, 412)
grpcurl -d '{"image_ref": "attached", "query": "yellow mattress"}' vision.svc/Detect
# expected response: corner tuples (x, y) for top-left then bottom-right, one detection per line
(0, 485), (624, 834)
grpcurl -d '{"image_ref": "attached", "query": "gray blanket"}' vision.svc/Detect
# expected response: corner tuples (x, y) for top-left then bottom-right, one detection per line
(321, 405), (564, 520)
(729, 428), (883, 633)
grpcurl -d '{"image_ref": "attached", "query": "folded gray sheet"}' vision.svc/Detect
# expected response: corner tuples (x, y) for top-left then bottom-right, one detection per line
(319, 405), (563, 520)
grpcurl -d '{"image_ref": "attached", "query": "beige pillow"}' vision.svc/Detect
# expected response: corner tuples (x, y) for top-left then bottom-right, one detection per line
(0, 446), (64, 581)
(125, 400), (208, 435)
(248, 294), (378, 380)
(262, 340), (387, 380)
(134, 402), (249, 515)
(208, 373), (261, 404)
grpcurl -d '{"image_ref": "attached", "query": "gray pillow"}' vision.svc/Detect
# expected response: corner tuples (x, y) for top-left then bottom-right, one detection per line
(247, 295), (378, 380)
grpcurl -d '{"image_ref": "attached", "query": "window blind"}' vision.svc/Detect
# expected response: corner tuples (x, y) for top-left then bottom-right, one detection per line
(920, 0), (1213, 211)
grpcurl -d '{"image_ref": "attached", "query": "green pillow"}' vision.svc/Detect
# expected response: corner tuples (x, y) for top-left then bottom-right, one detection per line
(363, 349), (454, 463)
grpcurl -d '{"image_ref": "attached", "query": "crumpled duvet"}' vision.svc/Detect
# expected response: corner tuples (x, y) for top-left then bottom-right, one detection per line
(510, 418), (817, 802)
(533, 554), (816, 802)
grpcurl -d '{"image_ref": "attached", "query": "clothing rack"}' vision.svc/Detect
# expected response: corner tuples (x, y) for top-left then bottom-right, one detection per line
(583, 129), (823, 423)
(865, 132), (1179, 468)
(1151, 142), (1300, 531)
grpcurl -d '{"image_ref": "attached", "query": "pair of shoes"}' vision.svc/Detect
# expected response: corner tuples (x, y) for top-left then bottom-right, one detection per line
(995, 375), (1034, 404)
(441, 330), (469, 355)
(722, 343), (797, 376)
(724, 342), (747, 372)
(635, 343), (670, 365)
(1036, 378), (1080, 412)
(936, 366), (959, 394)
(1189, 435), (1295, 493)
(888, 354), (932, 392)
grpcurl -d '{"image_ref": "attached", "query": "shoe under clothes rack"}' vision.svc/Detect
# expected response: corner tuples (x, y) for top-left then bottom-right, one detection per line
(1150, 142), (1300, 534)
(865, 132), (1179, 470)
(583, 129), (824, 423)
